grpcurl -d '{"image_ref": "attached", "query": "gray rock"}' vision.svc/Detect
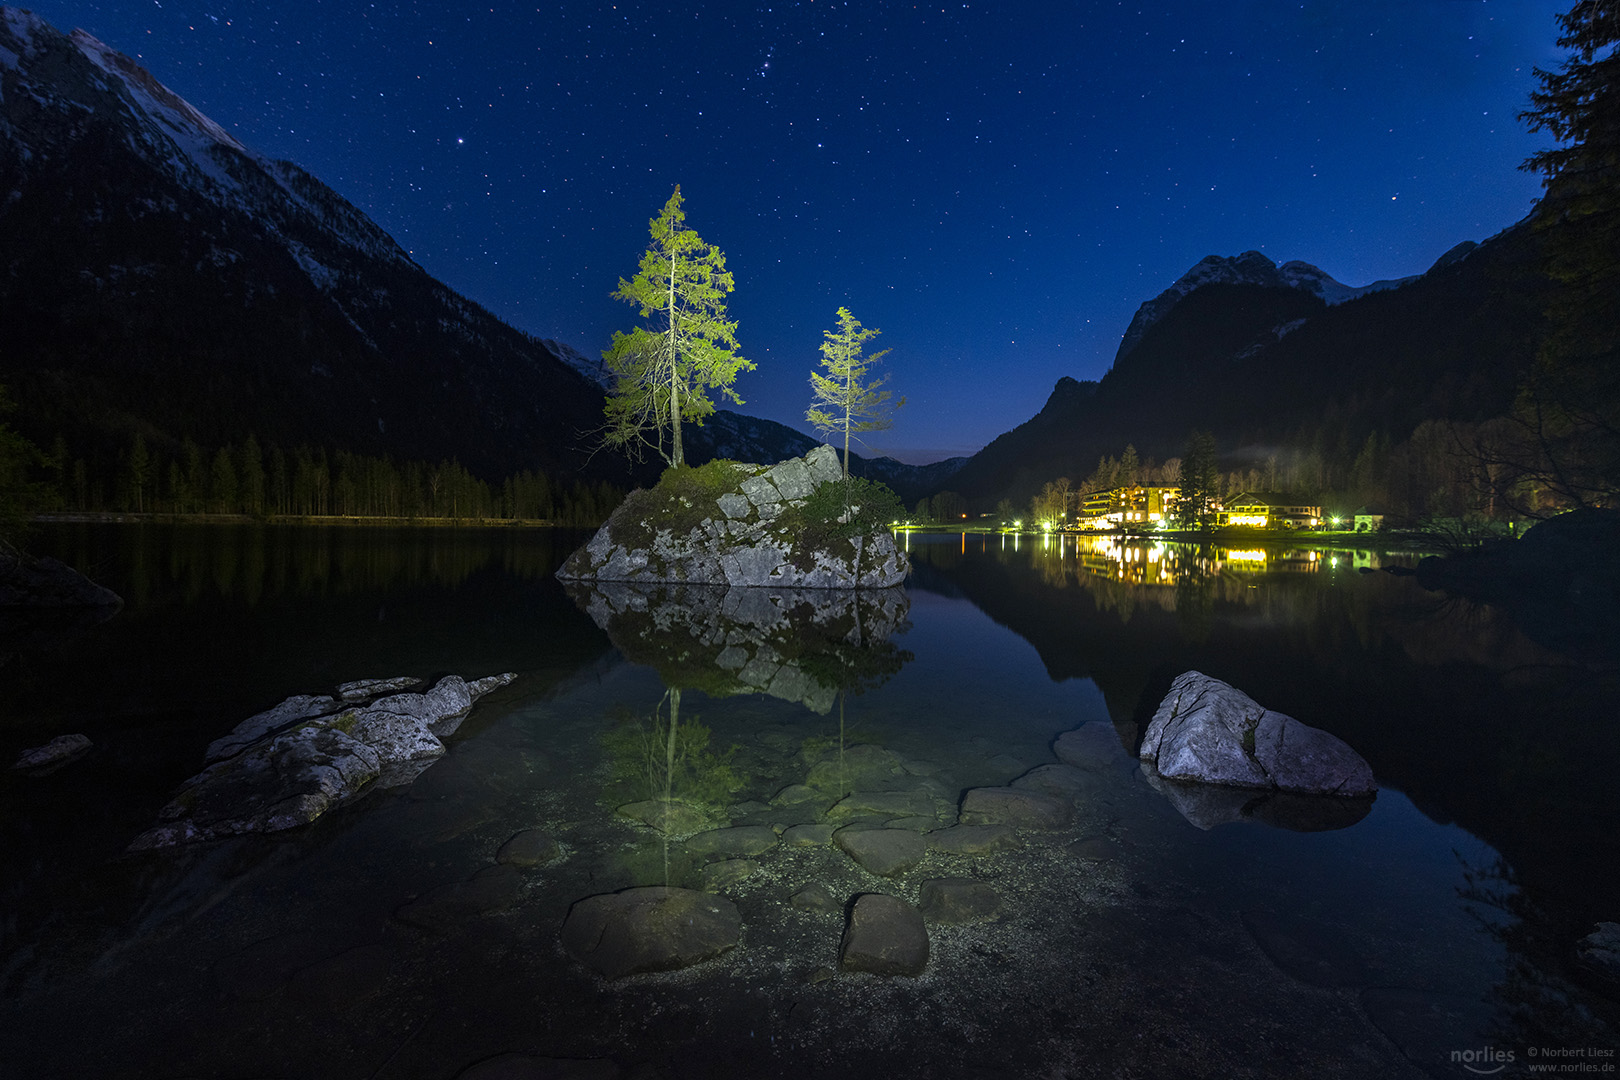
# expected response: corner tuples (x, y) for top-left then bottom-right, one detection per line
(828, 790), (939, 820)
(771, 784), (824, 806)
(1140, 671), (1376, 796)
(11, 733), (92, 772)
(835, 827), (926, 877)
(336, 676), (422, 702)
(884, 816), (938, 833)
(1053, 722), (1127, 769)
(205, 693), (341, 765)
(927, 824), (1024, 856)
(560, 886), (742, 979)
(556, 446), (909, 589)
(1010, 763), (1093, 799)
(959, 787), (1074, 829)
(806, 744), (905, 792)
(790, 882), (842, 911)
(0, 551), (122, 608)
(839, 894), (928, 977)
(615, 799), (716, 837)
(686, 825), (778, 860)
(782, 823), (835, 847)
(918, 877), (1002, 924)
(395, 864), (523, 931)
(700, 858), (758, 892)
(497, 829), (560, 867)
(1577, 922), (1620, 983)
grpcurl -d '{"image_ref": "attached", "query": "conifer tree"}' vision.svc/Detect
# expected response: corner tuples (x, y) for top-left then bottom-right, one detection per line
(806, 307), (902, 478)
(1175, 430), (1220, 529)
(601, 187), (750, 468)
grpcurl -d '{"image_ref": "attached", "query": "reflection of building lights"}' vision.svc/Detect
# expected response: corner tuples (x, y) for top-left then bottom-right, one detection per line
(1228, 550), (1267, 562)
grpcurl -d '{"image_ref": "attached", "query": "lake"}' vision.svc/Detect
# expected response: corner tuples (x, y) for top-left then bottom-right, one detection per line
(2, 524), (1615, 1078)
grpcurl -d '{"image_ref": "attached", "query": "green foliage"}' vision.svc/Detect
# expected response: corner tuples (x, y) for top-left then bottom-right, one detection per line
(776, 476), (905, 572)
(602, 187), (753, 467)
(1175, 429), (1220, 529)
(600, 699), (745, 811)
(0, 385), (53, 547)
(806, 307), (902, 477)
(610, 459), (749, 552)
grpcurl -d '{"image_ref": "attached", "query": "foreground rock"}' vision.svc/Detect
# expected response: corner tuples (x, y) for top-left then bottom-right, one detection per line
(556, 445), (909, 589)
(835, 827), (926, 877)
(11, 733), (92, 773)
(1139, 671), (1376, 796)
(839, 893), (929, 977)
(561, 886), (742, 979)
(958, 787), (1074, 829)
(0, 549), (122, 609)
(128, 672), (516, 849)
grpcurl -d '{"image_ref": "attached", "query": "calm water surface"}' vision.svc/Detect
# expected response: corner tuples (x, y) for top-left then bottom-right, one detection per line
(1, 525), (1615, 1079)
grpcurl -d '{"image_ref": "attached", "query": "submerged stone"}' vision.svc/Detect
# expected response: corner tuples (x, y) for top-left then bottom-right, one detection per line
(835, 826), (926, 877)
(959, 787), (1074, 830)
(615, 799), (716, 837)
(918, 877), (1003, 924)
(496, 829), (560, 867)
(839, 894), (929, 977)
(11, 733), (92, 773)
(782, 823), (835, 847)
(685, 825), (778, 860)
(927, 824), (1024, 856)
(561, 886), (742, 979)
(701, 858), (758, 892)
(790, 883), (842, 912)
(395, 864), (523, 932)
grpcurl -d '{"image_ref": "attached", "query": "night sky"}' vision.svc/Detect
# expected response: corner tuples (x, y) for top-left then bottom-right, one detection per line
(26, 1), (1568, 463)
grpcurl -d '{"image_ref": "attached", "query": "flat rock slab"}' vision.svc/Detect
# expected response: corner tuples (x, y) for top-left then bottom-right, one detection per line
(927, 824), (1024, 856)
(1140, 670), (1376, 796)
(829, 790), (939, 819)
(701, 858), (758, 892)
(11, 733), (92, 772)
(395, 864), (523, 932)
(805, 744), (906, 792)
(685, 825), (778, 859)
(615, 799), (716, 837)
(790, 883), (842, 912)
(839, 894), (928, 977)
(782, 823), (835, 847)
(835, 827), (926, 877)
(561, 886), (741, 980)
(1053, 722), (1127, 769)
(1241, 910), (1372, 988)
(1010, 763), (1093, 799)
(919, 877), (1002, 924)
(497, 829), (560, 867)
(959, 787), (1074, 830)
(1360, 987), (1499, 1078)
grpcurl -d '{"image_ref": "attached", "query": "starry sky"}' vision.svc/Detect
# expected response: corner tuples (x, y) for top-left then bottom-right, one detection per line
(26, 1), (1569, 463)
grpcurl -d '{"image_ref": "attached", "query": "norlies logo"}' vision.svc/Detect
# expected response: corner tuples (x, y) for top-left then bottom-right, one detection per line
(1452, 1047), (1516, 1075)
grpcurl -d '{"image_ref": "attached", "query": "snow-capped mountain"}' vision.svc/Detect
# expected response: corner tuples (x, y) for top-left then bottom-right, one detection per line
(0, 7), (615, 479)
(1114, 250), (1425, 364)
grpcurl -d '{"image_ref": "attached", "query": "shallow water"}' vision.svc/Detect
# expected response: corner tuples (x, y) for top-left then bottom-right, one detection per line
(1, 525), (1615, 1079)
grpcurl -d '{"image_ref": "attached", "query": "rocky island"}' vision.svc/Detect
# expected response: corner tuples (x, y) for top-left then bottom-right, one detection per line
(557, 445), (910, 589)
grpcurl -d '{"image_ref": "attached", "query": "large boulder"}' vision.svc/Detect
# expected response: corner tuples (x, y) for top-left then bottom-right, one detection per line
(560, 886), (742, 979)
(128, 672), (516, 849)
(1139, 671), (1375, 796)
(839, 894), (929, 977)
(557, 446), (909, 589)
(0, 550), (122, 608)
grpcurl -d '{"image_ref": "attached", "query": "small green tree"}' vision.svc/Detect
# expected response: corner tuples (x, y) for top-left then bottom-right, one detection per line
(1175, 430), (1220, 529)
(128, 433), (151, 513)
(806, 307), (902, 478)
(0, 385), (51, 546)
(602, 187), (751, 467)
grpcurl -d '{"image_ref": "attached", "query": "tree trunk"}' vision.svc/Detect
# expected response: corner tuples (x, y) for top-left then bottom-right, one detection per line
(668, 258), (684, 468)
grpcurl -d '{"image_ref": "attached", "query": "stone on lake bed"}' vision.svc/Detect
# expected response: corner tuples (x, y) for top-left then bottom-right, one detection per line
(771, 783), (824, 807)
(395, 864), (523, 932)
(782, 823), (835, 847)
(701, 859), (758, 892)
(828, 790), (939, 819)
(1010, 763), (1093, 799)
(839, 894), (929, 977)
(11, 733), (92, 772)
(959, 787), (1074, 830)
(790, 883), (842, 912)
(615, 799), (716, 836)
(835, 827), (926, 877)
(685, 825), (778, 859)
(496, 829), (560, 867)
(926, 824), (1024, 856)
(919, 877), (1003, 924)
(560, 886), (742, 979)
(1053, 722), (1127, 770)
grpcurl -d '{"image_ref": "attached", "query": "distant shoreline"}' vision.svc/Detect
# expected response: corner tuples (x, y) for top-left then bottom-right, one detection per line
(30, 512), (565, 529)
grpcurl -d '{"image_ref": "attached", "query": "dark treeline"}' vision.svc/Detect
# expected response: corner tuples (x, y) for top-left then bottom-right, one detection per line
(39, 432), (624, 526)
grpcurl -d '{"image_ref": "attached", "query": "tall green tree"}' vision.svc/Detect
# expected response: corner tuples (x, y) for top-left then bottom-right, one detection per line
(601, 187), (751, 468)
(1174, 430), (1220, 529)
(0, 385), (51, 546)
(1509, 0), (1620, 511)
(806, 307), (902, 478)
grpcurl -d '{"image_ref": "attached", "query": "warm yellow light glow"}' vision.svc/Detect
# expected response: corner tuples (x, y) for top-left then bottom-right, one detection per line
(1228, 550), (1267, 562)
(1230, 514), (1268, 526)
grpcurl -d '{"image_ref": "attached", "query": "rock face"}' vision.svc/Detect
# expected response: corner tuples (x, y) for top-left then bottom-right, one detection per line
(567, 580), (910, 714)
(557, 446), (909, 589)
(1139, 671), (1376, 796)
(560, 887), (742, 979)
(11, 733), (93, 773)
(0, 551), (122, 609)
(839, 894), (929, 977)
(128, 672), (516, 849)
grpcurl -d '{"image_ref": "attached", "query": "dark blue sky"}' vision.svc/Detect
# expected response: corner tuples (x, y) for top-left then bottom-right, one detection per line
(29, 1), (1567, 462)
